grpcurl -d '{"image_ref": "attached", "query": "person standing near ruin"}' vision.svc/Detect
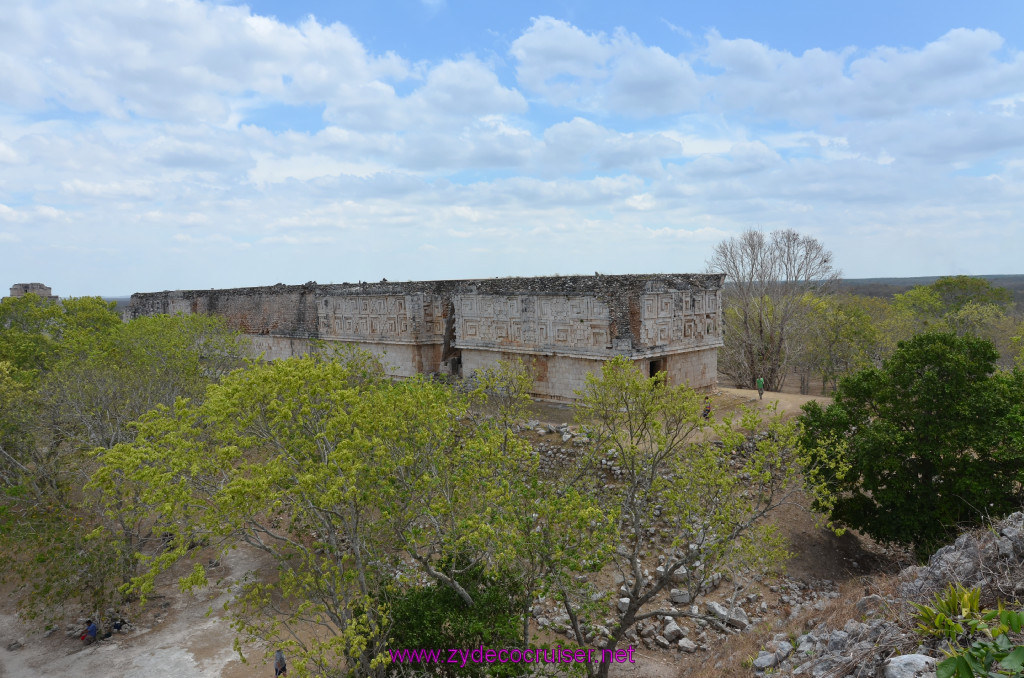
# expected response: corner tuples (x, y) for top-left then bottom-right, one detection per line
(756, 376), (764, 400)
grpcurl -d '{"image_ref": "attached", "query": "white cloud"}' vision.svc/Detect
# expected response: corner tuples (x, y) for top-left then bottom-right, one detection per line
(511, 17), (699, 115)
(61, 179), (156, 198)
(0, 1), (411, 126)
(540, 118), (681, 175)
(703, 28), (1024, 122)
(406, 57), (527, 122)
(1, 5), (1023, 292)
(0, 141), (18, 163)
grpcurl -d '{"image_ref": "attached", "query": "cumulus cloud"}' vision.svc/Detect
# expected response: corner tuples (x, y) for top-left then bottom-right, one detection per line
(540, 118), (682, 175)
(703, 27), (1024, 122)
(1, 3), (1022, 292)
(511, 17), (700, 115)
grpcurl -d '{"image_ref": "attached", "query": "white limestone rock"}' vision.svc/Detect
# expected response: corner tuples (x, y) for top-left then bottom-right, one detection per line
(883, 654), (936, 678)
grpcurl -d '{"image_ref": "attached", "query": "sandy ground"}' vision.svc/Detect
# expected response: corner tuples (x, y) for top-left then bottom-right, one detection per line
(715, 386), (831, 416)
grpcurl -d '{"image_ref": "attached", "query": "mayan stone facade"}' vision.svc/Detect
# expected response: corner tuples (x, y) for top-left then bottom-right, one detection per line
(125, 274), (724, 401)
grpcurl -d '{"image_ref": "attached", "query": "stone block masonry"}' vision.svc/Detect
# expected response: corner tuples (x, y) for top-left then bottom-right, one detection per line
(125, 274), (724, 401)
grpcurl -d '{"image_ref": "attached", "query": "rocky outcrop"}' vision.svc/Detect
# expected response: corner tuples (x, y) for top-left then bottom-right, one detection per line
(897, 511), (1024, 600)
(756, 512), (1024, 678)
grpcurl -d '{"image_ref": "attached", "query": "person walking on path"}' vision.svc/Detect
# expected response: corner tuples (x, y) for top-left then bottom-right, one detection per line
(756, 377), (764, 400)
(274, 649), (287, 676)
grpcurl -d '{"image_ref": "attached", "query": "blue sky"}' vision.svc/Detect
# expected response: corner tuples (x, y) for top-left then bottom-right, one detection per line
(2, 0), (1023, 295)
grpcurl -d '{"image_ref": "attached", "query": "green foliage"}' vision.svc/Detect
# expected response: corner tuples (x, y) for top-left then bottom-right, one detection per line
(800, 332), (1024, 558)
(913, 585), (1024, 678)
(43, 313), (251, 449)
(0, 295), (121, 382)
(893, 277), (1017, 364)
(93, 351), (565, 677)
(0, 361), (37, 483)
(930, 276), (1014, 314)
(0, 306), (247, 625)
(914, 584), (984, 640)
(561, 356), (845, 678)
(388, 562), (528, 677)
(0, 293), (64, 378)
(796, 293), (879, 393)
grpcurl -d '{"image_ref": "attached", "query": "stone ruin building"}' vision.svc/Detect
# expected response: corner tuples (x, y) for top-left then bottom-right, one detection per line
(7, 283), (58, 301)
(125, 274), (724, 401)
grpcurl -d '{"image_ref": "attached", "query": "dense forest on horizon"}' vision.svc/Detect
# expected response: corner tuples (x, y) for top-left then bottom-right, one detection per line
(840, 274), (1024, 304)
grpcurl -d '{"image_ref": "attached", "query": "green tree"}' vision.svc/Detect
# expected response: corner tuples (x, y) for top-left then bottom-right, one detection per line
(387, 561), (529, 678)
(0, 293), (63, 379)
(800, 332), (1024, 559)
(466, 357), (615, 654)
(797, 294), (879, 394)
(930, 276), (1013, 313)
(42, 313), (250, 449)
(892, 285), (947, 332)
(94, 352), (559, 677)
(0, 295), (121, 382)
(563, 357), (844, 678)
(0, 308), (248, 627)
(893, 277), (1018, 365)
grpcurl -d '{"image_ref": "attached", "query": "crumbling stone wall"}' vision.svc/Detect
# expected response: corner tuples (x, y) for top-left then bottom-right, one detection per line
(126, 274), (724, 400)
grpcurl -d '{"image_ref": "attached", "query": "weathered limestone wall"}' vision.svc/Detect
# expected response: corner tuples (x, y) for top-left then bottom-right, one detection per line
(249, 335), (314, 361)
(126, 274), (724, 400)
(460, 350), (612, 402)
(129, 284), (320, 337)
(663, 348), (718, 389)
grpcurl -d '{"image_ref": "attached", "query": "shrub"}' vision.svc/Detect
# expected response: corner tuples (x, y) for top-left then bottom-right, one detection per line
(387, 562), (529, 677)
(913, 584), (1024, 678)
(800, 332), (1024, 558)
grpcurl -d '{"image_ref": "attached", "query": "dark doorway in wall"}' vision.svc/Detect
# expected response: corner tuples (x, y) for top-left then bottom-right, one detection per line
(441, 299), (462, 377)
(649, 358), (665, 379)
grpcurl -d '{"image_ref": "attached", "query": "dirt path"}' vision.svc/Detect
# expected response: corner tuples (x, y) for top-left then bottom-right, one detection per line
(714, 386), (831, 417)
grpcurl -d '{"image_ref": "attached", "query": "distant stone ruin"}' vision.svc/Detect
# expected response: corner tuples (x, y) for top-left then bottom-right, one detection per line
(7, 283), (58, 301)
(126, 274), (724, 401)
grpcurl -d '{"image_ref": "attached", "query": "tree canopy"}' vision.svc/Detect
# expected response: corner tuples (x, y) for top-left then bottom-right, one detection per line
(800, 332), (1024, 559)
(0, 298), (249, 626)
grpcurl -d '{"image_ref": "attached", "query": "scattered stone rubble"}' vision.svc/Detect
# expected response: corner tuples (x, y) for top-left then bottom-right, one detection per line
(526, 421), (843, 660)
(522, 419), (1024, 678)
(755, 512), (1024, 678)
(897, 511), (1024, 601)
(528, 566), (845, 658)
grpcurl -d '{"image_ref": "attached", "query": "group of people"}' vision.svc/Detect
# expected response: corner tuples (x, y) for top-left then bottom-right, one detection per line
(80, 618), (127, 646)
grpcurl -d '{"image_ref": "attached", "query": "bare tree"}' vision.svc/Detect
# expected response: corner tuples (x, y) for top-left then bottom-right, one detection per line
(707, 229), (840, 391)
